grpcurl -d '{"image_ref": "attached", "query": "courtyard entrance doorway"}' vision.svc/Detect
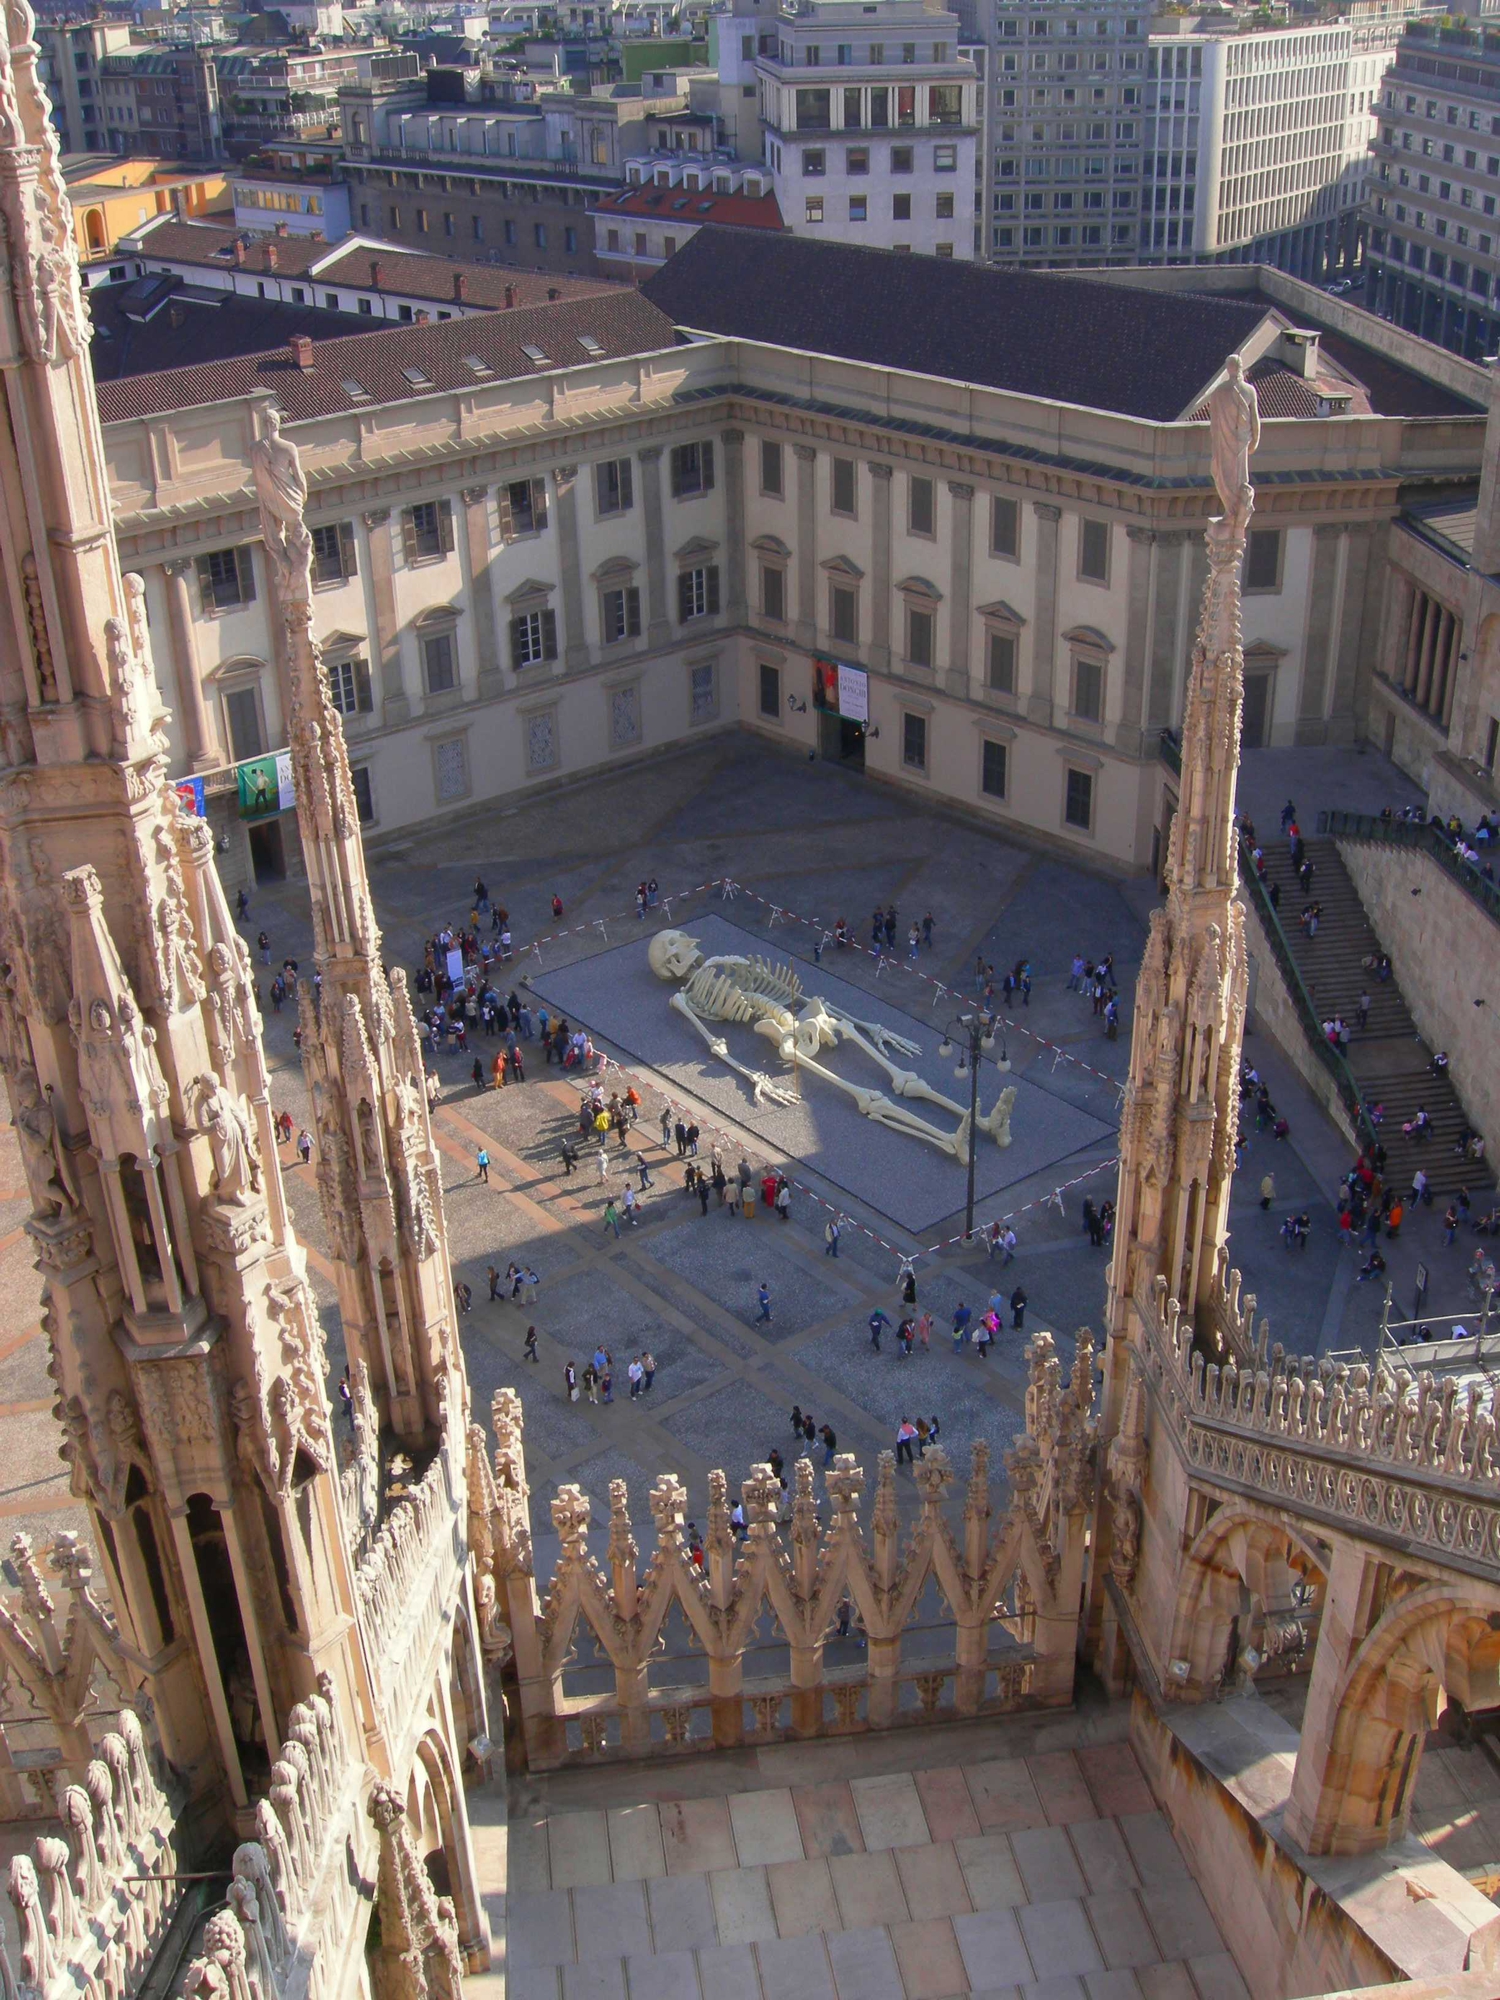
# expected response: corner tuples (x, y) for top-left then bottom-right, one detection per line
(819, 710), (866, 771)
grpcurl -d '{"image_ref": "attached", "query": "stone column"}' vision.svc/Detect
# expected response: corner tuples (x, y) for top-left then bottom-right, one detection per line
(1328, 523), (1375, 742)
(945, 481), (974, 696)
(869, 463), (893, 673)
(1027, 503), (1061, 727)
(721, 427), (748, 625)
(1283, 1540), (1390, 1854)
(1403, 590), (1427, 693)
(794, 444), (817, 649)
(551, 464), (590, 671)
(637, 445), (671, 647)
(162, 558), (217, 771)
(362, 509), (409, 725)
(1117, 527), (1155, 759)
(1415, 597), (1441, 712)
(1145, 533), (1185, 735)
(1296, 524), (1342, 744)
(460, 486), (503, 700)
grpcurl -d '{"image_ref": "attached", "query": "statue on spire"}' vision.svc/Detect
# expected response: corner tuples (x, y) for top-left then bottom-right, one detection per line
(1207, 354), (1261, 549)
(251, 407), (314, 607)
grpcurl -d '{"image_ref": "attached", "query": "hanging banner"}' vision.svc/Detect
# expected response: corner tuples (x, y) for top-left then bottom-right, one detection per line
(812, 657), (869, 724)
(174, 775), (206, 817)
(236, 751), (294, 820)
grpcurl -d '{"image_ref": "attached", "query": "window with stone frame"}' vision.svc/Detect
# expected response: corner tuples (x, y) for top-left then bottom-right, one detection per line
(1071, 650), (1105, 723)
(510, 606), (558, 670)
(601, 584), (641, 644)
(499, 478), (548, 538)
(759, 660), (781, 717)
(981, 738), (1008, 799)
(761, 562), (787, 622)
(907, 603), (934, 668)
(401, 499), (455, 564)
(196, 545), (256, 615)
(434, 736), (469, 803)
(831, 457), (858, 517)
(326, 655), (373, 717)
(678, 564), (720, 622)
(351, 764), (375, 823)
(1245, 528), (1283, 592)
(1064, 765), (1094, 830)
(902, 710), (927, 771)
(595, 458), (634, 518)
(908, 475), (936, 537)
(1078, 516), (1110, 584)
(421, 629), (458, 695)
(311, 520), (358, 586)
(689, 659), (718, 723)
(670, 441), (716, 498)
(222, 683), (265, 762)
(986, 628), (1017, 695)
(830, 580), (858, 643)
(761, 440), (784, 497)
(991, 494), (1020, 559)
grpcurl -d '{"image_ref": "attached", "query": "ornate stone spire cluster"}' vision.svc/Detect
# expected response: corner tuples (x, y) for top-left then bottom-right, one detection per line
(1102, 357), (1261, 1439)
(251, 411), (463, 1443)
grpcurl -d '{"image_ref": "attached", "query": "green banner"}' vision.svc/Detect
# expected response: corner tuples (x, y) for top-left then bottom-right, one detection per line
(237, 751), (294, 820)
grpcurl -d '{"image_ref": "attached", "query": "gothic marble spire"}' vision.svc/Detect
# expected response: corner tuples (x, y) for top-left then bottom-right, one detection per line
(0, 0), (382, 1823)
(1100, 357), (1260, 1440)
(251, 407), (467, 1444)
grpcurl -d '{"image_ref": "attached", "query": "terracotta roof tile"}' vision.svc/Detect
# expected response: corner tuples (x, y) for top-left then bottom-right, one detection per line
(591, 184), (784, 232)
(94, 289), (677, 424)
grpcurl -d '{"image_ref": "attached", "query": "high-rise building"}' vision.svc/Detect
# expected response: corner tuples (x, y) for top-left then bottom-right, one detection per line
(1139, 13), (1400, 281)
(1365, 17), (1500, 357)
(976, 0), (1149, 270)
(34, 16), (132, 154)
(757, 0), (980, 258)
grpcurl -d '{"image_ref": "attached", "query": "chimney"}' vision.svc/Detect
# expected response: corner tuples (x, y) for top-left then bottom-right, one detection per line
(263, 241), (278, 271)
(453, 271), (467, 300)
(274, 220), (289, 238)
(415, 309), (430, 325)
(547, 286), (560, 300)
(503, 283), (516, 307)
(289, 334), (314, 371)
(369, 258), (383, 287)
(232, 238), (246, 266)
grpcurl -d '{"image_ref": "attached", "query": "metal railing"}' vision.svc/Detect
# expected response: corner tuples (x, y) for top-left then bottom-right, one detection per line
(1319, 809), (1500, 930)
(1236, 831), (1376, 1150)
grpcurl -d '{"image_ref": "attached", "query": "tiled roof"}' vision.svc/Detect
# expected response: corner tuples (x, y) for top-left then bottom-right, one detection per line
(642, 230), (1274, 423)
(1173, 285), (1483, 419)
(112, 218), (625, 309)
(94, 288), (677, 423)
(591, 183), (784, 232)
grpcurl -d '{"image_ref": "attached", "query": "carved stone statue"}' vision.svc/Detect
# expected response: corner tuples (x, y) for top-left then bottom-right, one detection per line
(647, 929), (1015, 1160)
(250, 408), (313, 607)
(1207, 353), (1261, 546)
(12, 1063), (78, 1216)
(193, 1075), (263, 1206)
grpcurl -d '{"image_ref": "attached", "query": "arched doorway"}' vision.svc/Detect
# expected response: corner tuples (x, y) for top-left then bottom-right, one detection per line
(1165, 1505), (1326, 1701)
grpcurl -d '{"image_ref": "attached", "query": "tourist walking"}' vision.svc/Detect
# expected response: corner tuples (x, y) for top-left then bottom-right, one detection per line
(1010, 1285), (1028, 1330)
(868, 1307), (891, 1352)
(825, 1217), (841, 1256)
(524, 1325), (539, 1362)
(476, 1147), (490, 1183)
(756, 1283), (773, 1324)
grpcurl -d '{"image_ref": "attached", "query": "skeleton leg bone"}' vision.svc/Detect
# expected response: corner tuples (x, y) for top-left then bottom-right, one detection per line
(781, 1048), (976, 1158)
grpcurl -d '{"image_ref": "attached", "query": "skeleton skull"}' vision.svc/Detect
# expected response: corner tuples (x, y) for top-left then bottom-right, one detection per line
(648, 930), (704, 981)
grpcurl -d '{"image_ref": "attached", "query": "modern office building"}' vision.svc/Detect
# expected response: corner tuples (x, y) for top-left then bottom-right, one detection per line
(1365, 17), (1500, 358)
(1139, 12), (1403, 281)
(756, 0), (980, 258)
(976, 0), (1148, 270)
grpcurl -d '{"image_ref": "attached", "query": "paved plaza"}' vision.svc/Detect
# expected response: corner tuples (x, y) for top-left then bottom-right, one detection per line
(0, 735), (1484, 1568)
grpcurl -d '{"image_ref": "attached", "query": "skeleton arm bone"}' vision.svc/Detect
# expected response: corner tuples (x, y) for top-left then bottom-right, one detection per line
(670, 991), (800, 1108)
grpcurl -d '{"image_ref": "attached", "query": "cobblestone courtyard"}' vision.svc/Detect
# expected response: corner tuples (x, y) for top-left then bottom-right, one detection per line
(0, 737), (1476, 1561)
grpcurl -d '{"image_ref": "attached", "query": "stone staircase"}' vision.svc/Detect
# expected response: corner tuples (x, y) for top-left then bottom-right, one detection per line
(1254, 835), (1485, 1200)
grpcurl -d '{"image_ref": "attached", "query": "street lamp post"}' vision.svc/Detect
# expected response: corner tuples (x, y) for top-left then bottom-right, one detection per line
(938, 1011), (1009, 1243)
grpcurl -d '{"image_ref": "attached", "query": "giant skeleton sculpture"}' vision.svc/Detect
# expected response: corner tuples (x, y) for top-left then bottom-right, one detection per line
(647, 929), (1015, 1160)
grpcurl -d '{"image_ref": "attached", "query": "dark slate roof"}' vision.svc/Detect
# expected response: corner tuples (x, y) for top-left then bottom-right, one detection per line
(641, 230), (1273, 422)
(94, 288), (677, 423)
(90, 278), (371, 383)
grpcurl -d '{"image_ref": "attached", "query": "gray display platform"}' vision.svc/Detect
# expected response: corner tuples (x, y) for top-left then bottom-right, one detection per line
(527, 914), (1113, 1234)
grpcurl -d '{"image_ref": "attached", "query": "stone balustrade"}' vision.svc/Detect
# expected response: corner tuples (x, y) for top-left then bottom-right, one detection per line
(1137, 1272), (1500, 1575)
(182, 1677), (360, 2000)
(352, 1427), (467, 1744)
(485, 1335), (1095, 1772)
(0, 1709), (176, 2000)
